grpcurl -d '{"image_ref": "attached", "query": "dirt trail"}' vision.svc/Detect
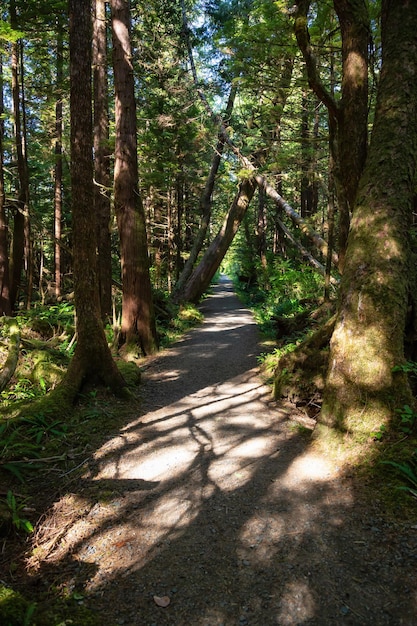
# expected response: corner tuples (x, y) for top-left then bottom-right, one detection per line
(36, 278), (416, 625)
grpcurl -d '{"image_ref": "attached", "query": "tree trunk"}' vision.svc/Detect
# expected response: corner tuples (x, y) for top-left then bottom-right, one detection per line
(320, 0), (417, 436)
(54, 14), (64, 299)
(256, 185), (267, 269)
(0, 320), (19, 393)
(181, 179), (257, 303)
(294, 0), (369, 271)
(333, 0), (369, 269)
(93, 0), (112, 320)
(0, 53), (11, 316)
(9, 0), (28, 310)
(59, 0), (127, 402)
(111, 0), (157, 355)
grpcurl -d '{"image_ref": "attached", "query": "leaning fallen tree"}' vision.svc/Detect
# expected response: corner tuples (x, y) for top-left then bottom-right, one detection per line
(179, 178), (257, 303)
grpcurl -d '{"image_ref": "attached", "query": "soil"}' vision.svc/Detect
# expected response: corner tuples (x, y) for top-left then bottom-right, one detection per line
(3, 277), (417, 625)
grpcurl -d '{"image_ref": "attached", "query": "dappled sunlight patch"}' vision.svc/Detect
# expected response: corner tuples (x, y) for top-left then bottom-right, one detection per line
(110, 443), (199, 481)
(93, 433), (130, 464)
(138, 490), (201, 533)
(191, 387), (268, 420)
(238, 513), (286, 565)
(279, 451), (340, 491)
(201, 317), (256, 332)
(277, 580), (316, 624)
(209, 435), (278, 491)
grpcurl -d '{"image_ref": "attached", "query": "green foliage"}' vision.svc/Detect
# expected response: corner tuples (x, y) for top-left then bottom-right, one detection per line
(225, 244), (324, 339)
(5, 491), (34, 534)
(0, 581), (99, 626)
(158, 301), (204, 347)
(258, 338), (303, 374)
(371, 424), (387, 441)
(383, 452), (417, 499)
(0, 585), (36, 626)
(395, 404), (417, 435)
(0, 412), (67, 482)
(1, 378), (41, 403)
(24, 302), (75, 338)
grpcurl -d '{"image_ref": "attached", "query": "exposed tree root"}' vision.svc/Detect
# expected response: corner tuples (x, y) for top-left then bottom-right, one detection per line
(273, 312), (336, 412)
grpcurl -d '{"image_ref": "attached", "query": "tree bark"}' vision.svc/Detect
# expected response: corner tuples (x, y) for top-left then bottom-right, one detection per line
(54, 15), (63, 300)
(0, 53), (11, 316)
(294, 0), (369, 270)
(93, 0), (112, 320)
(254, 174), (339, 268)
(0, 320), (19, 393)
(321, 0), (417, 435)
(173, 84), (237, 299)
(58, 0), (127, 402)
(111, 0), (158, 355)
(9, 0), (28, 310)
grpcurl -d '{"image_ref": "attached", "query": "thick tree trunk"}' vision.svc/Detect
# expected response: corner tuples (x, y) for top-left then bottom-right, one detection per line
(333, 0), (369, 268)
(93, 0), (112, 320)
(181, 179), (257, 303)
(59, 0), (127, 402)
(111, 0), (157, 355)
(320, 0), (417, 435)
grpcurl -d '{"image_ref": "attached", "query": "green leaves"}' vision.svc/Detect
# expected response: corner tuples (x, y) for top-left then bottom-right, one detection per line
(6, 490), (34, 534)
(383, 454), (417, 499)
(0, 413), (67, 481)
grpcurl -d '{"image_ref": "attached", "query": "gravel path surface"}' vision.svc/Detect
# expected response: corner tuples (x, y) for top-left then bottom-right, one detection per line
(35, 278), (417, 625)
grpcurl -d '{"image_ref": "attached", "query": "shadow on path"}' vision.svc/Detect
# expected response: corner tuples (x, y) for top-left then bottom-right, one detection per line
(28, 278), (417, 625)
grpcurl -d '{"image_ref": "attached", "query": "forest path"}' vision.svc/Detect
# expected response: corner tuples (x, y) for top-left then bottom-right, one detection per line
(51, 278), (415, 625)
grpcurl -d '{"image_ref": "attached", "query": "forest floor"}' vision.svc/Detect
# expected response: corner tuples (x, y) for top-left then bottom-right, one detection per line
(3, 277), (417, 625)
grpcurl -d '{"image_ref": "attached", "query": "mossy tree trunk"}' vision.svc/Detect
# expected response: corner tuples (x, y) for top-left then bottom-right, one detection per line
(59, 0), (127, 403)
(320, 0), (417, 436)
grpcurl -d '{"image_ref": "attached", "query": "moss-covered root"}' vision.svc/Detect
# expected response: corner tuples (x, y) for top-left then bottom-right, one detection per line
(273, 315), (336, 402)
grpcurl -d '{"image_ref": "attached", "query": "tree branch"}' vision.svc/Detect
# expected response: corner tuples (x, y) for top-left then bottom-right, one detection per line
(294, 1), (340, 123)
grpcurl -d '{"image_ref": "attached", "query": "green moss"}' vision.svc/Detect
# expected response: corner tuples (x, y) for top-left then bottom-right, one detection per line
(116, 360), (141, 387)
(0, 584), (101, 626)
(0, 585), (34, 626)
